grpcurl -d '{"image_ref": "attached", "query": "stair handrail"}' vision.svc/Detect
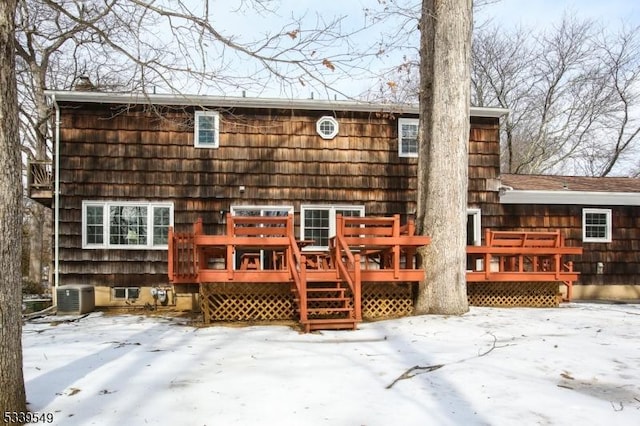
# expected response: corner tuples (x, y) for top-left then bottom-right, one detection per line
(332, 234), (361, 321)
(333, 215), (362, 321)
(285, 215), (308, 323)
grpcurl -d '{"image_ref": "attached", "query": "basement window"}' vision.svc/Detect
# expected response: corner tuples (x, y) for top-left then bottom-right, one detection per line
(113, 287), (140, 300)
(316, 116), (339, 140)
(194, 110), (220, 148)
(582, 208), (612, 243)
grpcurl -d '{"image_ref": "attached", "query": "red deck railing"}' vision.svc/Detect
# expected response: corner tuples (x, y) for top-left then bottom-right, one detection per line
(466, 229), (583, 301)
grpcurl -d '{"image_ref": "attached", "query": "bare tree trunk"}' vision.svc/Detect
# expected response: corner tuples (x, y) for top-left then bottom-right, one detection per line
(415, 0), (471, 315)
(28, 204), (44, 284)
(0, 0), (28, 417)
(27, 74), (50, 286)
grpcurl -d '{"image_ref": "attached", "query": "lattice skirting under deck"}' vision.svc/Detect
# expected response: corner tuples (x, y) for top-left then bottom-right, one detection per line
(200, 281), (560, 323)
(467, 281), (560, 307)
(199, 282), (416, 323)
(200, 283), (295, 323)
(362, 283), (414, 319)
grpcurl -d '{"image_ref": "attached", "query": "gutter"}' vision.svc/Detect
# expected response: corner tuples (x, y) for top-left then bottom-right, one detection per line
(43, 90), (509, 119)
(52, 95), (61, 293)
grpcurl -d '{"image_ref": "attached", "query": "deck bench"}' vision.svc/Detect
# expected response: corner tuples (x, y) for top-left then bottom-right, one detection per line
(466, 229), (583, 301)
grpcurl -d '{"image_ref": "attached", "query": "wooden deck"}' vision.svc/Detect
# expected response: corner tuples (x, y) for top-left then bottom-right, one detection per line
(168, 214), (431, 332)
(169, 218), (583, 330)
(466, 229), (583, 301)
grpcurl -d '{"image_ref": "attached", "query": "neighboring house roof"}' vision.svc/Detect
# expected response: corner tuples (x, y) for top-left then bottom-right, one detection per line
(499, 174), (640, 206)
(44, 90), (509, 119)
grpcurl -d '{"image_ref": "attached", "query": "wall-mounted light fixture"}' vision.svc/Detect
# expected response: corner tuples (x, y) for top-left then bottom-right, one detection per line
(218, 209), (227, 224)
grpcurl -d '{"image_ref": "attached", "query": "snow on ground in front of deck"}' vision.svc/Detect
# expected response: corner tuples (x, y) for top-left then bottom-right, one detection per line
(22, 303), (640, 426)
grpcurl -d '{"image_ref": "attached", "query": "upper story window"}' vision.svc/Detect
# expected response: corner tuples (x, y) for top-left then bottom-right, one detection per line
(194, 111), (220, 148)
(300, 205), (365, 250)
(316, 116), (339, 140)
(582, 208), (612, 243)
(82, 201), (174, 249)
(398, 118), (419, 157)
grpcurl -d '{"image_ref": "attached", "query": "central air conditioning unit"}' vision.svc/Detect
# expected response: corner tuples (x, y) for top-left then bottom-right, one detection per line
(56, 284), (95, 315)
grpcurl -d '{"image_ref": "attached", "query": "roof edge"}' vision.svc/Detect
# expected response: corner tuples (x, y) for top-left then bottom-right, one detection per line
(500, 189), (640, 206)
(44, 90), (509, 118)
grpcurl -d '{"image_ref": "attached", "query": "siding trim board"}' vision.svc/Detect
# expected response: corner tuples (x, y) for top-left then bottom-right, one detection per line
(500, 189), (640, 206)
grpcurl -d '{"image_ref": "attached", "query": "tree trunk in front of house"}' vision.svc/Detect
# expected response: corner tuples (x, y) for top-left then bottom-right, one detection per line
(0, 0), (28, 417)
(28, 204), (44, 284)
(414, 0), (472, 315)
(27, 73), (52, 288)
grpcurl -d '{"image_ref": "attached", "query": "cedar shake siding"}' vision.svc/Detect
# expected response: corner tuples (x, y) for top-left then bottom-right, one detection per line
(468, 121), (502, 223)
(497, 204), (640, 286)
(54, 99), (502, 288)
(499, 174), (640, 286)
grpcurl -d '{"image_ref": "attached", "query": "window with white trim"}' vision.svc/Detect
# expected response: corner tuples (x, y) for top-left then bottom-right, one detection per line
(582, 208), (612, 243)
(301, 205), (365, 249)
(316, 116), (339, 140)
(194, 110), (220, 148)
(398, 118), (418, 157)
(82, 201), (174, 249)
(113, 287), (140, 300)
(231, 205), (294, 218)
(230, 205), (294, 269)
(466, 208), (482, 246)
(466, 209), (482, 271)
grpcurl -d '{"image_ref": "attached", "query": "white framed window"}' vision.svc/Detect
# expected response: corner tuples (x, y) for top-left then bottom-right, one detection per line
(82, 201), (174, 249)
(231, 205), (294, 218)
(194, 110), (220, 148)
(230, 205), (294, 270)
(316, 116), (339, 140)
(398, 118), (419, 158)
(466, 208), (482, 272)
(582, 208), (612, 243)
(301, 205), (365, 250)
(113, 287), (140, 300)
(467, 208), (482, 246)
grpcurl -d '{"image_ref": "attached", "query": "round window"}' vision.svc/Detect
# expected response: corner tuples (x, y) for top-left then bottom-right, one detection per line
(316, 116), (339, 140)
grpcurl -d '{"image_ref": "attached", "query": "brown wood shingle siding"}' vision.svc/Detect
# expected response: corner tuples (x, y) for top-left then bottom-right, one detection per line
(497, 204), (640, 285)
(57, 103), (501, 287)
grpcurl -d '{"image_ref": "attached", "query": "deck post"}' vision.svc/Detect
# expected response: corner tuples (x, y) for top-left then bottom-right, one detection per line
(192, 218), (204, 281)
(407, 219), (415, 236)
(193, 217), (203, 235)
(354, 253), (362, 321)
(392, 214), (400, 237)
(565, 261), (574, 301)
(335, 214), (343, 280)
(299, 254), (308, 323)
(168, 226), (174, 280)
(484, 228), (491, 279)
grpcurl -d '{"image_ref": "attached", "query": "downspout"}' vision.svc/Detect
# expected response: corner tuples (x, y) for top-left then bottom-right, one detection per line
(52, 94), (61, 294)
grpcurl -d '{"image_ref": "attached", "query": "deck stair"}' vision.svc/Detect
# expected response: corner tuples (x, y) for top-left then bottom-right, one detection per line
(298, 281), (357, 332)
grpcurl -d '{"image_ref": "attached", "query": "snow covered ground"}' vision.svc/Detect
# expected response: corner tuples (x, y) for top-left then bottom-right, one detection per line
(22, 303), (640, 425)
